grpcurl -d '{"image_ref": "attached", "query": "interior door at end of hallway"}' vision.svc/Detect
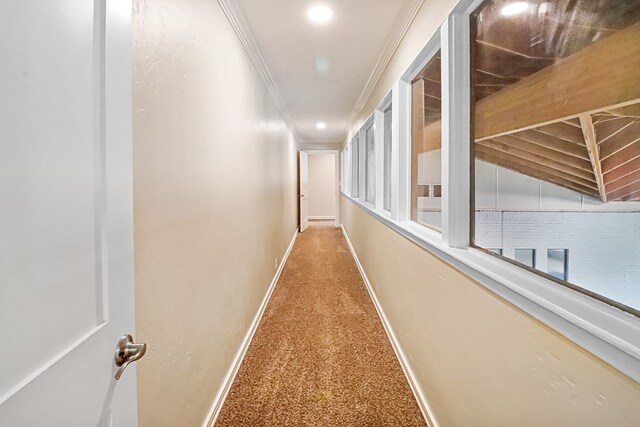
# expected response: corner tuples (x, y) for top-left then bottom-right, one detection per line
(0, 1), (140, 426)
(299, 151), (309, 232)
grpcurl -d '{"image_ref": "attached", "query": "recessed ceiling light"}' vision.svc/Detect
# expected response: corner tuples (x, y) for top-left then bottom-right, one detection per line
(500, 1), (529, 16)
(307, 5), (333, 24)
(316, 122), (327, 129)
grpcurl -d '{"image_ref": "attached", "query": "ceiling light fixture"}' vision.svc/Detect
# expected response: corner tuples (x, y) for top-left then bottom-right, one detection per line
(500, 1), (530, 16)
(316, 122), (327, 130)
(307, 5), (333, 24)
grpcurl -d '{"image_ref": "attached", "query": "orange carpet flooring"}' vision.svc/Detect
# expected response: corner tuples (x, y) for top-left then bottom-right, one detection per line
(214, 225), (427, 426)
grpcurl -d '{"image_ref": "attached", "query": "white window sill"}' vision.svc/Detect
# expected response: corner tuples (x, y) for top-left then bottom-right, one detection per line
(342, 192), (640, 382)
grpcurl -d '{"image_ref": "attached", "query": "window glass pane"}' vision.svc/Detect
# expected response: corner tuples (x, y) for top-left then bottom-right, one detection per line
(471, 0), (640, 312)
(365, 124), (376, 204)
(383, 105), (393, 211)
(514, 249), (535, 268)
(547, 249), (568, 281)
(411, 51), (442, 230)
(351, 136), (359, 198)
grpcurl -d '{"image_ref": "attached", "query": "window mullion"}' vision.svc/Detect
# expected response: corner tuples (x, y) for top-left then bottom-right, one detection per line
(394, 80), (411, 221)
(441, 14), (471, 248)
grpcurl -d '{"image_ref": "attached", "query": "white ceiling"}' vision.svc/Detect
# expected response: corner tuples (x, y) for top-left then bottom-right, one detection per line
(232, 0), (422, 143)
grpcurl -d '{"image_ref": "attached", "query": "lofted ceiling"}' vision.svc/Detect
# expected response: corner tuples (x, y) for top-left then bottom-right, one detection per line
(230, 0), (422, 143)
(412, 0), (640, 202)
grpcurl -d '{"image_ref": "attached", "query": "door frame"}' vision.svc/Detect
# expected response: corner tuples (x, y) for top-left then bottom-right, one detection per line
(302, 150), (340, 228)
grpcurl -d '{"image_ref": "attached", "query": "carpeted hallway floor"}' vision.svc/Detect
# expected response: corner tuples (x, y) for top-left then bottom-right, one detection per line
(214, 225), (427, 427)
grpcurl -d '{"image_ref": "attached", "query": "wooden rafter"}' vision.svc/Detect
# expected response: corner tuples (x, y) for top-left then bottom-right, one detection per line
(606, 104), (640, 118)
(475, 148), (599, 197)
(599, 123), (640, 160)
(475, 22), (640, 141)
(579, 114), (607, 202)
(478, 139), (595, 181)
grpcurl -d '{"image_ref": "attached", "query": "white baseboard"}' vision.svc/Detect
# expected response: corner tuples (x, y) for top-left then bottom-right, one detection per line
(340, 225), (439, 427)
(203, 228), (299, 427)
(308, 215), (336, 220)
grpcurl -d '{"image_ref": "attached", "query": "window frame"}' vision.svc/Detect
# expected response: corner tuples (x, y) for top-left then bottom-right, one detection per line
(361, 115), (376, 207)
(340, 0), (640, 382)
(376, 91), (393, 216)
(350, 134), (360, 198)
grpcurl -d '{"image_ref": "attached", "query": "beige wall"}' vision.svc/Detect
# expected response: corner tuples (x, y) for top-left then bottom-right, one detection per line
(340, 198), (640, 426)
(308, 154), (336, 219)
(340, 1), (640, 425)
(132, 1), (298, 426)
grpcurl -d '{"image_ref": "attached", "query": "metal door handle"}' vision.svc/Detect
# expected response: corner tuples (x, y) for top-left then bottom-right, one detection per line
(114, 334), (147, 380)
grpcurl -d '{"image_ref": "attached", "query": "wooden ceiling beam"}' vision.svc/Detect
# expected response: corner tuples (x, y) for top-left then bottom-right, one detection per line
(606, 103), (640, 118)
(476, 145), (599, 191)
(476, 149), (599, 198)
(478, 138), (595, 180)
(621, 189), (640, 201)
(491, 134), (593, 172)
(536, 122), (586, 145)
(510, 130), (590, 160)
(608, 180), (640, 201)
(475, 22), (640, 141)
(602, 140), (640, 173)
(599, 124), (640, 160)
(604, 157), (640, 185)
(596, 117), (637, 144)
(605, 169), (640, 194)
(579, 114), (607, 202)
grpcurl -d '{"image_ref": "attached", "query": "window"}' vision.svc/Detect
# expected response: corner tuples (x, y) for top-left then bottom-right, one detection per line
(514, 249), (535, 269)
(340, 0), (640, 382)
(411, 51), (442, 230)
(350, 135), (359, 198)
(471, 0), (640, 312)
(547, 249), (568, 281)
(383, 104), (393, 211)
(364, 122), (376, 204)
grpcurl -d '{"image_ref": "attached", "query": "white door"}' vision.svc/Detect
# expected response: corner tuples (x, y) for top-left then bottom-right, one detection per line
(0, 1), (140, 426)
(299, 151), (309, 232)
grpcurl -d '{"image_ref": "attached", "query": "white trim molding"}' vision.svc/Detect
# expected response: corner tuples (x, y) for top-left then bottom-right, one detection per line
(341, 225), (439, 427)
(216, 0), (300, 141)
(349, 0), (426, 124)
(203, 228), (299, 427)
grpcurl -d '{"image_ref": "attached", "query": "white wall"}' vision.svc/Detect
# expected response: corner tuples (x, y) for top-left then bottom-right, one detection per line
(132, 1), (298, 426)
(474, 160), (640, 309)
(307, 153), (336, 219)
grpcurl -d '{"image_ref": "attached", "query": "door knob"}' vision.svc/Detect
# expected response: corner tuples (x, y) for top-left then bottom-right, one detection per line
(114, 334), (147, 380)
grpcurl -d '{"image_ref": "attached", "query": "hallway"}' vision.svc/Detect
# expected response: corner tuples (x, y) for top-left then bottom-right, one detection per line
(215, 226), (426, 426)
(4, 1), (640, 425)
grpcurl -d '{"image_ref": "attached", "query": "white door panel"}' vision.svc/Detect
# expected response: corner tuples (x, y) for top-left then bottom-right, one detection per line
(0, 1), (138, 425)
(299, 151), (309, 232)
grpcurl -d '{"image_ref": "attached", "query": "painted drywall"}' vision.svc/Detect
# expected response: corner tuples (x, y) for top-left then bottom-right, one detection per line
(474, 160), (640, 309)
(132, 1), (298, 426)
(340, 0), (640, 425)
(307, 154), (336, 219)
(341, 197), (640, 426)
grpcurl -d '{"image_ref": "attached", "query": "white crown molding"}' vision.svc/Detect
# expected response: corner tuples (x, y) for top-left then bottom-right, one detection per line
(217, 0), (301, 141)
(348, 0), (425, 125)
